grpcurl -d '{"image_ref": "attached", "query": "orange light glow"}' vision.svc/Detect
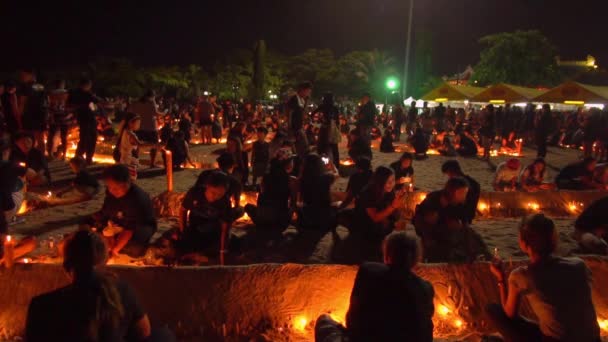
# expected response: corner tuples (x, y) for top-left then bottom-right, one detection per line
(527, 202), (540, 211)
(340, 159), (354, 166)
(294, 315), (308, 332)
(478, 202), (488, 212)
(17, 201), (28, 215)
(5, 235), (12, 243)
(438, 305), (450, 316)
(418, 193), (427, 202)
(598, 319), (608, 331)
(453, 319), (464, 329)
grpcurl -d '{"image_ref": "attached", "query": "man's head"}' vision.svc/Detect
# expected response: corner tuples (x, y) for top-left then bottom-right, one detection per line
(297, 82), (313, 98)
(518, 213), (557, 258)
(204, 171), (229, 203)
(383, 232), (421, 270)
(441, 160), (463, 178)
(257, 126), (268, 141)
(102, 165), (132, 198)
(14, 132), (34, 154)
(80, 78), (93, 92)
(542, 103), (551, 114)
(209, 94), (217, 103)
(444, 177), (469, 205)
(216, 153), (236, 174)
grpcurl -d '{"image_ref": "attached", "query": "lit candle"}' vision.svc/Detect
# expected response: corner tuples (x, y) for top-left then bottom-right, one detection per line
(164, 150), (173, 192)
(408, 183), (413, 192)
(4, 235), (15, 269)
(186, 210), (191, 226)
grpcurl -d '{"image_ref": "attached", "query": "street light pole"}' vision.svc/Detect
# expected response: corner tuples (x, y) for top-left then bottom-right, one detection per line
(402, 0), (414, 100)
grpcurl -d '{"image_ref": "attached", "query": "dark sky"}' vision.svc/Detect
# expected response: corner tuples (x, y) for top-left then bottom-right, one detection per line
(1, 0), (607, 76)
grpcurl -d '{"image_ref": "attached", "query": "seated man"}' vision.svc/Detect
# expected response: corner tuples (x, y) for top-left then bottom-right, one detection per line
(413, 177), (489, 263)
(555, 157), (601, 190)
(176, 170), (231, 265)
(32, 157), (99, 206)
(85, 164), (157, 258)
(573, 196), (608, 255)
(348, 129), (372, 162)
(315, 232), (434, 342)
(493, 158), (521, 191)
(487, 213), (600, 342)
(456, 131), (478, 157)
(441, 160), (481, 224)
(10, 132), (50, 186)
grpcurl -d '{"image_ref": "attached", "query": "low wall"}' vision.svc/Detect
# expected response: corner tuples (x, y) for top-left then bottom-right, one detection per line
(1, 258), (608, 340)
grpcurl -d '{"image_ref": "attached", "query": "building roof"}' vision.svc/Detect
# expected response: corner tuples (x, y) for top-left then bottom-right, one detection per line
(533, 81), (608, 103)
(421, 83), (485, 102)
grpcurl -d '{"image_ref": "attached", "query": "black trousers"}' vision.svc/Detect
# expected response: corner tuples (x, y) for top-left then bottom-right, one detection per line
(77, 122), (97, 163)
(536, 134), (548, 158)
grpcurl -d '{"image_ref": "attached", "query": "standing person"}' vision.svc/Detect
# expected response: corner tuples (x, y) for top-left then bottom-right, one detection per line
(197, 95), (214, 145)
(18, 69), (48, 154)
(116, 113), (143, 181)
(1, 81), (20, 139)
(441, 160), (481, 224)
(221, 100), (234, 129)
(286, 82), (313, 159)
(535, 104), (553, 159)
(357, 93), (377, 144)
(316, 92), (341, 166)
(127, 90), (162, 168)
(392, 101), (405, 141)
(407, 100), (418, 136)
(315, 232), (434, 342)
(47, 80), (71, 160)
(68, 78), (99, 165)
(487, 213), (600, 342)
(251, 127), (270, 188)
(479, 104), (496, 160)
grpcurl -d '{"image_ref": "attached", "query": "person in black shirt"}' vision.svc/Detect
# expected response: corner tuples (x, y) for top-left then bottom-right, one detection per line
(10, 132), (50, 186)
(339, 157), (373, 210)
(356, 93), (377, 144)
(298, 153), (338, 232)
(573, 196), (608, 254)
(177, 170), (232, 264)
(479, 104), (496, 160)
(409, 127), (429, 159)
(251, 127), (270, 187)
(286, 82), (313, 159)
(441, 160), (481, 224)
(47, 79), (71, 160)
(457, 131), (478, 157)
(392, 102), (405, 141)
(18, 69), (48, 154)
(315, 232), (434, 342)
(535, 104), (553, 158)
(69, 78), (99, 164)
(85, 165), (157, 258)
(413, 177), (489, 262)
(390, 152), (414, 190)
(25, 230), (171, 342)
(348, 128), (372, 162)
(555, 157), (600, 190)
(379, 127), (396, 153)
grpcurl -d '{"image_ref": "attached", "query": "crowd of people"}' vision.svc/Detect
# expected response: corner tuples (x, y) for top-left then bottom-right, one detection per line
(1, 72), (608, 341)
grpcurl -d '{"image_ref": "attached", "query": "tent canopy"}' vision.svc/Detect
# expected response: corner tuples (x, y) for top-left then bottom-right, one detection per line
(421, 83), (484, 102)
(533, 81), (608, 104)
(471, 83), (545, 103)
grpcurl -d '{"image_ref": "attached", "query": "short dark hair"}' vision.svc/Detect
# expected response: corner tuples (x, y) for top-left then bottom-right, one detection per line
(216, 153), (235, 170)
(101, 164), (131, 183)
(441, 160), (463, 175)
(80, 77), (92, 87)
(205, 170), (229, 189)
(355, 156), (371, 171)
(444, 177), (469, 193)
(257, 126), (268, 135)
(383, 232), (421, 269)
(297, 81), (313, 91)
(399, 152), (413, 162)
(519, 213), (556, 256)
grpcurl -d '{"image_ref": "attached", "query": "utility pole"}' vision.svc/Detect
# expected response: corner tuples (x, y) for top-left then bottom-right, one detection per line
(403, 0), (414, 100)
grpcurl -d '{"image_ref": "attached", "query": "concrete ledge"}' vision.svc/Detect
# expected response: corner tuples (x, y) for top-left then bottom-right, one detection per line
(1, 258), (608, 340)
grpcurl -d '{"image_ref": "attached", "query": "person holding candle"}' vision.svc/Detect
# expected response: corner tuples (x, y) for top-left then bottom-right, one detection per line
(390, 152), (414, 191)
(10, 131), (50, 186)
(441, 160), (480, 224)
(315, 232), (434, 342)
(492, 158), (521, 192)
(519, 158), (555, 192)
(487, 213), (600, 342)
(84, 165), (157, 258)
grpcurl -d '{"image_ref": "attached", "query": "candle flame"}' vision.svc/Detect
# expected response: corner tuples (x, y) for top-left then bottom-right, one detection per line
(478, 202), (488, 211)
(18, 162), (26, 168)
(527, 202), (539, 211)
(598, 319), (608, 331)
(294, 315), (308, 332)
(6, 235), (11, 243)
(22, 258), (31, 264)
(438, 305), (450, 316)
(17, 201), (28, 215)
(453, 319), (464, 328)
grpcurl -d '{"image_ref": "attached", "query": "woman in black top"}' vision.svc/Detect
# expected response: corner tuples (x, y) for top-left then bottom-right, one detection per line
(556, 157), (600, 190)
(316, 93), (341, 165)
(390, 152), (414, 190)
(26, 231), (154, 342)
(298, 153), (337, 232)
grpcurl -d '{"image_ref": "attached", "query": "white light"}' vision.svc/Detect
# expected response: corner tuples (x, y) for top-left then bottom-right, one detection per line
(584, 103), (605, 110)
(514, 103), (527, 107)
(203, 91), (209, 96)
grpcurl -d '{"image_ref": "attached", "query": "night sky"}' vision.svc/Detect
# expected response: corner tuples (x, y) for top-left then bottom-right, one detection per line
(1, 0), (607, 76)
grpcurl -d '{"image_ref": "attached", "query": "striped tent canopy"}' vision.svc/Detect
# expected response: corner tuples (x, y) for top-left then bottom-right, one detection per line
(533, 81), (608, 104)
(471, 83), (546, 103)
(421, 83), (484, 102)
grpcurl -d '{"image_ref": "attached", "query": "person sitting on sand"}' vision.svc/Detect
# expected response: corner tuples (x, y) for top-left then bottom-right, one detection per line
(10, 131), (50, 186)
(519, 158), (555, 192)
(348, 129), (372, 162)
(244, 148), (298, 235)
(297, 153), (338, 232)
(555, 157), (601, 190)
(26, 230), (174, 342)
(84, 165), (157, 258)
(390, 152), (414, 191)
(441, 160), (480, 224)
(379, 127), (395, 153)
(32, 157), (99, 206)
(413, 177), (489, 263)
(487, 213), (600, 342)
(573, 196), (608, 255)
(164, 131), (195, 170)
(456, 131), (478, 157)
(1, 139), (26, 225)
(493, 158), (521, 191)
(338, 157), (373, 210)
(314, 232), (434, 342)
(408, 127), (429, 159)
(592, 163), (608, 190)
(177, 170), (232, 265)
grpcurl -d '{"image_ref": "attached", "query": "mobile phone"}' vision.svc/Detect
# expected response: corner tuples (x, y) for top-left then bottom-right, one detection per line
(322, 157), (329, 165)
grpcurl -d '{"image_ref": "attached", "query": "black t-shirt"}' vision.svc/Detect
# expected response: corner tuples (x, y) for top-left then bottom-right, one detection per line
(458, 134), (478, 156)
(575, 196), (608, 233)
(19, 82), (47, 131)
(556, 163), (592, 183)
(196, 169), (241, 205)
(69, 88), (98, 125)
(94, 184), (157, 243)
(355, 187), (397, 237)
(390, 161), (414, 180)
(10, 146), (50, 182)
(26, 274), (145, 342)
(414, 190), (466, 231)
(358, 102), (377, 126)
(462, 174), (481, 224)
(346, 170), (373, 197)
(259, 171), (290, 210)
(287, 95), (305, 131)
(182, 186), (231, 233)
(302, 173), (334, 209)
(346, 263), (434, 342)
(74, 170), (100, 190)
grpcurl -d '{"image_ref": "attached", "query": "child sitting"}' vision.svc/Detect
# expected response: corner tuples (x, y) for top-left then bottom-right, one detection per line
(251, 127), (270, 187)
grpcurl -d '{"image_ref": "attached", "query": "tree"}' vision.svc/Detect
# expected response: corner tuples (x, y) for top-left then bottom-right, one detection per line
(411, 31), (434, 98)
(250, 40), (266, 101)
(337, 49), (398, 101)
(286, 49), (338, 96)
(471, 30), (560, 87)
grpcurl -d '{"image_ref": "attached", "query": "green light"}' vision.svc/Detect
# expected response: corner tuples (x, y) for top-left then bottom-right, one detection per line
(386, 77), (399, 90)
